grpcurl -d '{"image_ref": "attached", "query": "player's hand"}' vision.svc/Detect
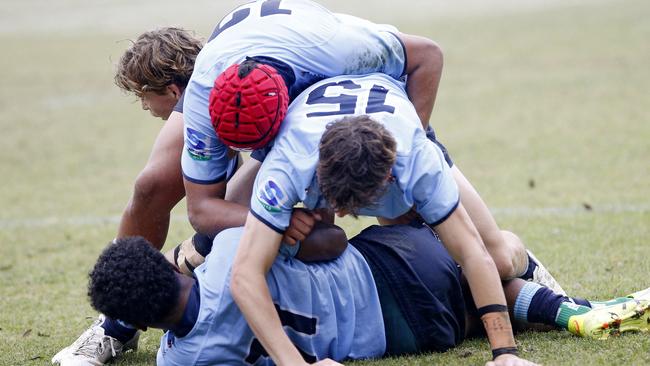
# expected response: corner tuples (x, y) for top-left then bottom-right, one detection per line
(283, 208), (322, 245)
(311, 358), (344, 366)
(486, 354), (540, 366)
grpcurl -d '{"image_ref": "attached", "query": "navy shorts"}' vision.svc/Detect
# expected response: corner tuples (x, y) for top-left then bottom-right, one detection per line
(350, 223), (466, 355)
(426, 126), (453, 168)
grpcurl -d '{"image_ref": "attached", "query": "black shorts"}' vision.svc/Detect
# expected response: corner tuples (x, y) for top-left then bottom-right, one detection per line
(350, 223), (466, 355)
(426, 126), (453, 168)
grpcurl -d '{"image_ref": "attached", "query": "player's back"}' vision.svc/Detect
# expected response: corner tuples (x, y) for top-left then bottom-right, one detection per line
(156, 227), (384, 365)
(277, 73), (423, 157)
(252, 73), (458, 231)
(182, 0), (406, 185)
(194, 0), (404, 92)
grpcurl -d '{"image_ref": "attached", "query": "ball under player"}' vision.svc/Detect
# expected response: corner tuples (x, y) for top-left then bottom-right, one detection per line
(87, 225), (650, 365)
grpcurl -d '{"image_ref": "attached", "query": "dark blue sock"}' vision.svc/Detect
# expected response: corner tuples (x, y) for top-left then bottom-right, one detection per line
(101, 316), (138, 343)
(526, 287), (591, 325)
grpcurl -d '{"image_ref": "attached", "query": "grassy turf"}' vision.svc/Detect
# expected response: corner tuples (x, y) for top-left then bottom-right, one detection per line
(1, 0), (649, 365)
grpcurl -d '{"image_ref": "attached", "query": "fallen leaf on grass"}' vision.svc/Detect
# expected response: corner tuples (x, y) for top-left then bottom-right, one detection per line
(22, 329), (32, 337)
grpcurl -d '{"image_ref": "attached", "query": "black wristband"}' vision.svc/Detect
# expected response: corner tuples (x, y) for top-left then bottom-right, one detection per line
(492, 346), (519, 360)
(476, 304), (508, 317)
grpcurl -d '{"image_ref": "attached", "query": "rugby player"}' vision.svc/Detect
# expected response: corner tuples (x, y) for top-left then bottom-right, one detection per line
(219, 70), (572, 365)
(88, 225), (650, 365)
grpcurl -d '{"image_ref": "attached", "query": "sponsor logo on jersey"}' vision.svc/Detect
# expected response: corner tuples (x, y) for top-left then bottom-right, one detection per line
(257, 177), (287, 213)
(186, 127), (218, 161)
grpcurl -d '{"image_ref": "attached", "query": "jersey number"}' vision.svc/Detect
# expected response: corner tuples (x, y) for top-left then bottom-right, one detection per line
(210, 0), (292, 39)
(305, 80), (396, 117)
(245, 304), (318, 364)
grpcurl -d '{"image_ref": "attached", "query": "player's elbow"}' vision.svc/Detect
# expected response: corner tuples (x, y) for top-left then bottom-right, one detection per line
(130, 167), (183, 213)
(419, 38), (443, 73)
(230, 262), (253, 305)
(186, 201), (211, 236)
(402, 34), (444, 74)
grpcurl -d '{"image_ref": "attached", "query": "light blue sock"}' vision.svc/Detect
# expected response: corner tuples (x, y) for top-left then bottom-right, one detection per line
(513, 282), (543, 323)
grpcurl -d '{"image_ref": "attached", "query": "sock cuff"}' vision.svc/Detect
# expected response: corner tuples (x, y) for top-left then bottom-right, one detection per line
(514, 282), (543, 323)
(555, 302), (591, 329)
(555, 306), (573, 328)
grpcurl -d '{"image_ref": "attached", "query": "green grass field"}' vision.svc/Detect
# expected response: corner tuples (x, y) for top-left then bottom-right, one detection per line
(1, 0), (649, 365)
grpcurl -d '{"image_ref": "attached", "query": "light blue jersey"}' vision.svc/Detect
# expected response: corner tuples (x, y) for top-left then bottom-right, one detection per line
(156, 227), (384, 365)
(251, 73), (459, 232)
(182, 0), (407, 184)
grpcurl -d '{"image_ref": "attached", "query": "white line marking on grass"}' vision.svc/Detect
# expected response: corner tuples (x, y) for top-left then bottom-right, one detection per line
(1, 204), (648, 229)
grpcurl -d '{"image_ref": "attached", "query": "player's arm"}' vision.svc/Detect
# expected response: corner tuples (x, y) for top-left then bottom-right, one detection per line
(407, 141), (529, 364)
(117, 111), (186, 250)
(225, 157), (262, 206)
(399, 33), (444, 127)
(432, 205), (528, 365)
(184, 178), (249, 237)
(230, 213), (310, 366)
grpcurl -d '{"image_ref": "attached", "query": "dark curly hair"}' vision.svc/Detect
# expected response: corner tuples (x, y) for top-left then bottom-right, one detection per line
(317, 115), (397, 216)
(88, 237), (180, 326)
(115, 27), (202, 96)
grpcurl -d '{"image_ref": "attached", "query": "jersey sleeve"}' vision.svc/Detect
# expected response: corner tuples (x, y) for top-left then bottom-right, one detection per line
(180, 78), (231, 184)
(250, 149), (303, 233)
(395, 136), (460, 226)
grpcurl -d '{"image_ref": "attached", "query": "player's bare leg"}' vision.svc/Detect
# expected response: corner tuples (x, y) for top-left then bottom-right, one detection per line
(451, 165), (526, 278)
(451, 165), (565, 294)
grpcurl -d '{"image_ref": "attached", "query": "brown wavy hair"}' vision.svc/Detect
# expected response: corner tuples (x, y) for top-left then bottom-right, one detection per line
(115, 27), (202, 95)
(317, 115), (397, 216)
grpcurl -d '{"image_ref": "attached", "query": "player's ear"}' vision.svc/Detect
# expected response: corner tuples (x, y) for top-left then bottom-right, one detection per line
(168, 83), (182, 100)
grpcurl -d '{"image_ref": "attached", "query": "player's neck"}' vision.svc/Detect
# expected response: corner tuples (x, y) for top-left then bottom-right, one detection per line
(162, 274), (196, 329)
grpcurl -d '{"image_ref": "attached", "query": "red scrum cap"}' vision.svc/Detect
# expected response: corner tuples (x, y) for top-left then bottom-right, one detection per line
(209, 60), (289, 150)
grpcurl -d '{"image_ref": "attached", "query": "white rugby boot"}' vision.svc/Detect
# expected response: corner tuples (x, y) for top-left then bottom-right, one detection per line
(52, 315), (139, 366)
(526, 249), (567, 296)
